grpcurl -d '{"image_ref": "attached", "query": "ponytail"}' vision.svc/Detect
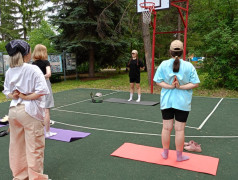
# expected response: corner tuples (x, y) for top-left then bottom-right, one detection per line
(173, 56), (180, 72)
(171, 51), (183, 72)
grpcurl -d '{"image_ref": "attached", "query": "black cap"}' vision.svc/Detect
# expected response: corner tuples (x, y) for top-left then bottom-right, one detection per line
(5, 40), (30, 56)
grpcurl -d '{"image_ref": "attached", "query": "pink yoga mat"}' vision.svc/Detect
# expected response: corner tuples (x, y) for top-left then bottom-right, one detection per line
(111, 143), (219, 176)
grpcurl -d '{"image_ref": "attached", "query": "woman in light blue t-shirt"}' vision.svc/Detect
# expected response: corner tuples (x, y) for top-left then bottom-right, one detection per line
(153, 40), (200, 162)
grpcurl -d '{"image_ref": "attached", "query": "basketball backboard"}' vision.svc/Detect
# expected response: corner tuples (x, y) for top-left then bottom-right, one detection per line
(137, 0), (170, 13)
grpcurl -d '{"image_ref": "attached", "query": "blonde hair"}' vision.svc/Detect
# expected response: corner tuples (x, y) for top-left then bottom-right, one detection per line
(131, 50), (138, 55)
(9, 52), (24, 68)
(32, 44), (48, 61)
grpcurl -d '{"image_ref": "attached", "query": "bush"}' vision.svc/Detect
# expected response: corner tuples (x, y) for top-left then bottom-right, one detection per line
(155, 57), (167, 66)
(202, 21), (238, 90)
(77, 62), (100, 73)
(50, 73), (63, 83)
(0, 75), (4, 91)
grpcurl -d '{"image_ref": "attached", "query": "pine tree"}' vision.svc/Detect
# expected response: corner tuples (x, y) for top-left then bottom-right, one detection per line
(14, 0), (45, 40)
(0, 0), (45, 41)
(48, 0), (130, 77)
(0, 0), (20, 41)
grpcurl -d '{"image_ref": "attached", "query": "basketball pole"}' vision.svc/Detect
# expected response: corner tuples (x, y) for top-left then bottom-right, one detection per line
(183, 0), (189, 60)
(150, 0), (189, 94)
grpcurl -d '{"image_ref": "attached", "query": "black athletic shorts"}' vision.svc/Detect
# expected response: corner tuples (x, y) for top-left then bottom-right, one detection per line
(130, 77), (140, 83)
(161, 108), (189, 122)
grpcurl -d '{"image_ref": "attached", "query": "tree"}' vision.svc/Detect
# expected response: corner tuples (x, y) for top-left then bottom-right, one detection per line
(0, 0), (45, 41)
(0, 0), (20, 41)
(141, 20), (152, 85)
(188, 0), (238, 90)
(14, 0), (45, 40)
(0, 41), (7, 52)
(48, 0), (130, 77)
(28, 20), (56, 53)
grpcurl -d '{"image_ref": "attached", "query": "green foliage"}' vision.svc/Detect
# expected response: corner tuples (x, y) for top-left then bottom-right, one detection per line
(155, 57), (168, 66)
(29, 20), (57, 53)
(0, 0), (45, 40)
(0, 75), (4, 91)
(189, 0), (238, 90)
(0, 0), (21, 40)
(50, 73), (63, 83)
(77, 62), (100, 73)
(0, 41), (7, 52)
(48, 0), (131, 73)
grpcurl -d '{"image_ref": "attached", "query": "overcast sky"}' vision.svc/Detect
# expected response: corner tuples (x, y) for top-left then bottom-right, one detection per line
(43, 1), (55, 21)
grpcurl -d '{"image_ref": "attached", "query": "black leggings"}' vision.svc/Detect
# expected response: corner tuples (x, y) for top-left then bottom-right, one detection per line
(161, 108), (189, 122)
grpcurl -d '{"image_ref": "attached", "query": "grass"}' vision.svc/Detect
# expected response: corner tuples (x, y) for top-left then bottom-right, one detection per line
(0, 70), (238, 103)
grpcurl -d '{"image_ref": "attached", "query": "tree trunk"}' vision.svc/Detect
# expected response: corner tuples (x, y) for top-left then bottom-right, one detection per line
(88, 44), (95, 77)
(141, 15), (152, 86)
(88, 0), (95, 78)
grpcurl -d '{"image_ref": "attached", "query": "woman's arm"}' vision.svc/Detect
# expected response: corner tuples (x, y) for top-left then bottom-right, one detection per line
(44, 66), (51, 78)
(18, 92), (43, 100)
(156, 82), (176, 89)
(176, 82), (199, 90)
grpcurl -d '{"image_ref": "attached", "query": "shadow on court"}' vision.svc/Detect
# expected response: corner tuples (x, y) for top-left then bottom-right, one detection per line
(0, 88), (238, 179)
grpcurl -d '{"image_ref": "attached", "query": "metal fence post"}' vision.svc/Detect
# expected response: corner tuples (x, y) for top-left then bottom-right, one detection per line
(63, 50), (66, 81)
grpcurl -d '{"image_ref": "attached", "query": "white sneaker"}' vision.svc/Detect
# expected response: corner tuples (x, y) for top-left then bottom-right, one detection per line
(50, 120), (55, 125)
(136, 99), (140, 102)
(128, 98), (132, 101)
(45, 132), (57, 138)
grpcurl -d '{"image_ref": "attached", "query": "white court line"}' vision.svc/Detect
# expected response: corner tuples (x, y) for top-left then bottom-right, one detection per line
(198, 98), (224, 130)
(52, 108), (198, 129)
(52, 120), (238, 138)
(58, 87), (238, 100)
(53, 91), (119, 109)
(53, 108), (163, 125)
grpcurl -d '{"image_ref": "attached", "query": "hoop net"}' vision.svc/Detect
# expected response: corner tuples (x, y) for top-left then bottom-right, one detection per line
(140, 2), (155, 24)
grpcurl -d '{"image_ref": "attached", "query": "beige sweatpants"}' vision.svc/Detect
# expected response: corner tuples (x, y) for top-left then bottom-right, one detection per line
(8, 104), (48, 180)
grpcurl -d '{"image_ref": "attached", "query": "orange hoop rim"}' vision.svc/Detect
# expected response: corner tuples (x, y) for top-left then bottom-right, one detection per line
(139, 2), (155, 10)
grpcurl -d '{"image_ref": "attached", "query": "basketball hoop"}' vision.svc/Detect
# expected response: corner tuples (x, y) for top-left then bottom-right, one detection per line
(140, 2), (155, 24)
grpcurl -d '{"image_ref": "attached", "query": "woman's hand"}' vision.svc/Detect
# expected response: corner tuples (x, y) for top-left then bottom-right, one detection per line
(18, 93), (27, 100)
(172, 76), (180, 89)
(12, 90), (20, 100)
(171, 81), (176, 88)
(175, 80), (180, 89)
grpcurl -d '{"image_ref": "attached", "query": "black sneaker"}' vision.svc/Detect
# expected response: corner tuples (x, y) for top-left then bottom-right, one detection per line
(0, 130), (9, 137)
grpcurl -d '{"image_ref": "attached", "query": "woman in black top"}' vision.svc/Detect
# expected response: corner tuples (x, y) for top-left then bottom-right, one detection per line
(32, 44), (56, 138)
(127, 50), (144, 102)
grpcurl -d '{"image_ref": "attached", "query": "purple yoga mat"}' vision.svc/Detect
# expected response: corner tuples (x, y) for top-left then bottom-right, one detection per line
(0, 124), (7, 128)
(46, 127), (90, 142)
(0, 119), (8, 127)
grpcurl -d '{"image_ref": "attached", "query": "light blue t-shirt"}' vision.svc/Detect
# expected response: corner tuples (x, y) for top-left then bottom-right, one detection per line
(153, 58), (200, 111)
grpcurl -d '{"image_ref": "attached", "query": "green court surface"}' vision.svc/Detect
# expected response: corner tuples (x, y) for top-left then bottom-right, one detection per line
(0, 88), (238, 179)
